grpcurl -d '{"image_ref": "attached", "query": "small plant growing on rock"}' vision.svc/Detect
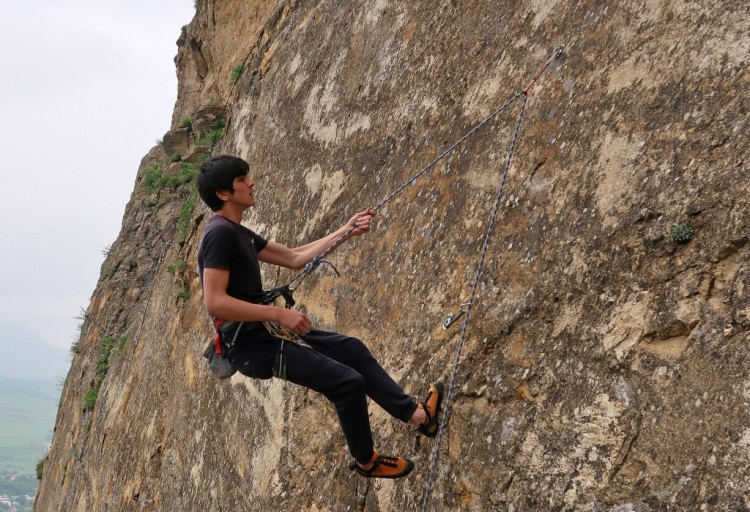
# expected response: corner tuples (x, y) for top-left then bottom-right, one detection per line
(669, 224), (695, 244)
(70, 308), (87, 354)
(178, 285), (190, 301)
(168, 258), (188, 274)
(35, 453), (46, 480)
(196, 117), (227, 148)
(179, 116), (192, 129)
(97, 335), (116, 377)
(231, 62), (245, 85)
(143, 163), (165, 193)
(176, 188), (198, 244)
(115, 335), (128, 354)
(83, 387), (99, 411)
(143, 162), (196, 194)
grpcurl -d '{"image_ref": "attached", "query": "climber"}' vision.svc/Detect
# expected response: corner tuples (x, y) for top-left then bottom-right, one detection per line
(195, 154), (443, 479)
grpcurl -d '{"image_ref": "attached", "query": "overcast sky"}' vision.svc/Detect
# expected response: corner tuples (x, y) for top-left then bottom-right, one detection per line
(0, 1), (196, 351)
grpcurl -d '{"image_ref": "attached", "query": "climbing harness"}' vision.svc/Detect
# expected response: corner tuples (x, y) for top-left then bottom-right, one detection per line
(208, 286), (316, 380)
(420, 44), (564, 511)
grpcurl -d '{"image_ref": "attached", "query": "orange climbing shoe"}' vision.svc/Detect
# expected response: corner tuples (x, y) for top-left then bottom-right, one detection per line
(418, 381), (444, 438)
(349, 451), (415, 479)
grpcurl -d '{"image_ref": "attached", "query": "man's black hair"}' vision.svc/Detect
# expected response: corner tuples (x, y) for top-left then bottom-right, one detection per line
(196, 155), (250, 211)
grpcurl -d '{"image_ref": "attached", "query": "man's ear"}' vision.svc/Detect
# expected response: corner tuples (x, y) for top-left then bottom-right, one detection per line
(215, 189), (229, 201)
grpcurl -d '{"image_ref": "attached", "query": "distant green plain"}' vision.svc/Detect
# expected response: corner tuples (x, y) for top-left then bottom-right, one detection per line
(0, 377), (59, 475)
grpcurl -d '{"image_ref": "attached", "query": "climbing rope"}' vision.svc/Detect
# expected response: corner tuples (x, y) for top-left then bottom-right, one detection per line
(272, 45), (564, 311)
(420, 45), (564, 511)
(253, 46), (563, 504)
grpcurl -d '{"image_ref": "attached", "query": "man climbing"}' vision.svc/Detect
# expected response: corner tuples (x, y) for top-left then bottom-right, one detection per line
(195, 154), (443, 479)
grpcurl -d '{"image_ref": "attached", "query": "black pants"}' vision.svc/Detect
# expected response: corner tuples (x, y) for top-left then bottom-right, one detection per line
(229, 324), (418, 463)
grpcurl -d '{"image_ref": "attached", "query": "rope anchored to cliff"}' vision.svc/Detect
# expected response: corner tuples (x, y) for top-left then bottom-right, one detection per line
(249, 44), (563, 504)
(419, 44), (564, 511)
(264, 45), (564, 312)
(253, 46), (564, 499)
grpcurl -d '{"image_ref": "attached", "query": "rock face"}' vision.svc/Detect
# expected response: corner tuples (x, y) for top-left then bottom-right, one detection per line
(35, 1), (749, 511)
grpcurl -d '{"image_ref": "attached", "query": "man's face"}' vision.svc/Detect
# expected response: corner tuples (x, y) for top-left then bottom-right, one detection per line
(223, 174), (256, 208)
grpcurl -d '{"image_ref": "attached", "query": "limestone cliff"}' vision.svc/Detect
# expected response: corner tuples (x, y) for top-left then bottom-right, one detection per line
(35, 1), (749, 511)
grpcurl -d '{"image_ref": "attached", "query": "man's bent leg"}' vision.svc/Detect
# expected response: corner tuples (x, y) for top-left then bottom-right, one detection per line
(230, 327), (374, 462)
(301, 330), (419, 423)
(285, 344), (415, 478)
(283, 341), (375, 463)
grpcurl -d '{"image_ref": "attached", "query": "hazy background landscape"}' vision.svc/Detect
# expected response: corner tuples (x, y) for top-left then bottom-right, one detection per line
(0, 325), (68, 503)
(0, 0), (195, 506)
(0, 314), (75, 507)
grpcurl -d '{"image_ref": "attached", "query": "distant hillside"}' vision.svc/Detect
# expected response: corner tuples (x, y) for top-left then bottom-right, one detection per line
(0, 321), (71, 380)
(0, 376), (59, 476)
(0, 321), (65, 477)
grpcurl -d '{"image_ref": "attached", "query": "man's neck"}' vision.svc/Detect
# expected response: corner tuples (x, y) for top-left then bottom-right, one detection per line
(215, 206), (244, 224)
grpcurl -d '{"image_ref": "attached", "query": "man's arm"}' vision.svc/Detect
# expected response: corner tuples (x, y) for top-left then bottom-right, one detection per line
(258, 207), (376, 269)
(203, 267), (311, 335)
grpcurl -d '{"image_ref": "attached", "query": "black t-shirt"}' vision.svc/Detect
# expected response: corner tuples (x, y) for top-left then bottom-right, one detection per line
(197, 215), (269, 303)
